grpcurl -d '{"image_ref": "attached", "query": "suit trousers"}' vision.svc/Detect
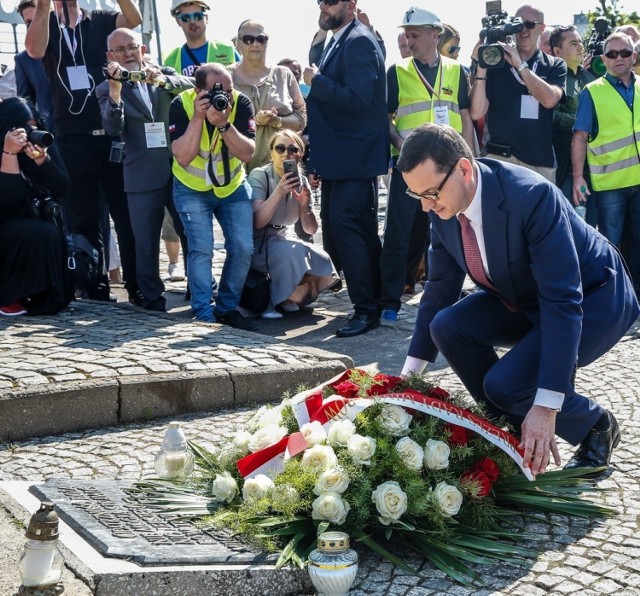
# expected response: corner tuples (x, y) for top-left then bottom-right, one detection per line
(320, 177), (381, 316)
(429, 291), (605, 446)
(127, 181), (184, 307)
(58, 134), (137, 300)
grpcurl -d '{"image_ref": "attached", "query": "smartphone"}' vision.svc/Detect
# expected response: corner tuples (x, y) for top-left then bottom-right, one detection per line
(283, 159), (301, 192)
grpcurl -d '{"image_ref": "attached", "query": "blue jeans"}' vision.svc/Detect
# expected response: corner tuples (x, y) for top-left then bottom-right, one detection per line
(596, 185), (640, 292)
(173, 178), (253, 322)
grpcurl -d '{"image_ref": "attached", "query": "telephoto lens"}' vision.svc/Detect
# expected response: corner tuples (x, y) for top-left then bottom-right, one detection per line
(25, 125), (54, 148)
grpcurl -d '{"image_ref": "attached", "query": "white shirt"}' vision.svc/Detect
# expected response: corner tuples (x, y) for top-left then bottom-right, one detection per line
(402, 164), (564, 411)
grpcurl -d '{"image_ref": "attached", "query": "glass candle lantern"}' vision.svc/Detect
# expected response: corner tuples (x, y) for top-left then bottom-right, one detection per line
(308, 531), (358, 595)
(154, 421), (195, 479)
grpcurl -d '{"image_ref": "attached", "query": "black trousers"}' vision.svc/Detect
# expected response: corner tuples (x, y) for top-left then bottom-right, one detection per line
(320, 177), (381, 316)
(58, 134), (137, 300)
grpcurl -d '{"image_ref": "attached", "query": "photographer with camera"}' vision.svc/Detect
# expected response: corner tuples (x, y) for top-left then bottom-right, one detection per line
(0, 97), (72, 316)
(169, 63), (257, 329)
(470, 4), (566, 182)
(97, 28), (193, 313)
(571, 32), (640, 299)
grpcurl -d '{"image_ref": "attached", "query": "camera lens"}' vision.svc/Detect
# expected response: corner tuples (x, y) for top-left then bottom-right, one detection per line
(26, 126), (54, 148)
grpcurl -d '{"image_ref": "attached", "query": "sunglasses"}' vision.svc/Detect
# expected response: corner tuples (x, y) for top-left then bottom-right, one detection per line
(273, 144), (301, 155)
(447, 46), (461, 55)
(406, 161), (457, 202)
(317, 0), (349, 6)
(241, 34), (269, 45)
(604, 49), (633, 59)
(177, 11), (206, 23)
(523, 20), (543, 29)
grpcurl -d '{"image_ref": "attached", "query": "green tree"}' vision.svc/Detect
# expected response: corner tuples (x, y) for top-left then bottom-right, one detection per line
(591, 0), (639, 28)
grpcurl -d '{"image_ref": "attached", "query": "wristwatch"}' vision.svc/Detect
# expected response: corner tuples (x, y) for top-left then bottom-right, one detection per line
(517, 61), (529, 73)
(217, 122), (231, 133)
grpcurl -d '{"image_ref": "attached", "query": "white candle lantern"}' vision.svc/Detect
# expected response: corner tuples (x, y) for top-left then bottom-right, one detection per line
(308, 531), (359, 595)
(19, 502), (64, 588)
(154, 421), (195, 479)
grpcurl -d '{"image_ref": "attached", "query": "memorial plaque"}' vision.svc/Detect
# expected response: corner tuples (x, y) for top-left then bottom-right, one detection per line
(29, 479), (275, 566)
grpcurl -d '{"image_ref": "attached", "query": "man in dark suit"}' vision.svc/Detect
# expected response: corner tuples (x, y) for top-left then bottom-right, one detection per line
(398, 123), (639, 478)
(97, 29), (193, 311)
(303, 0), (389, 338)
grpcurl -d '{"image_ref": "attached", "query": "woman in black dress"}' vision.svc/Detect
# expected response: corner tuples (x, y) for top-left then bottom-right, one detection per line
(0, 97), (71, 316)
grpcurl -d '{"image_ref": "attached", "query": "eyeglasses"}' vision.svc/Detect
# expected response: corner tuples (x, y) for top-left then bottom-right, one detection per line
(241, 34), (269, 46)
(317, 0), (349, 6)
(177, 11), (206, 23)
(447, 46), (461, 55)
(523, 20), (543, 29)
(604, 49), (633, 59)
(273, 144), (301, 155)
(406, 161), (457, 202)
(109, 44), (140, 55)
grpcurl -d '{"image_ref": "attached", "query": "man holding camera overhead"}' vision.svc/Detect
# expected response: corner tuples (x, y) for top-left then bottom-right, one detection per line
(169, 63), (257, 330)
(469, 4), (566, 182)
(97, 29), (193, 312)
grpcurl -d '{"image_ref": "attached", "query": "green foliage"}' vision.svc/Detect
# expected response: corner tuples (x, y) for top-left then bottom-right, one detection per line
(280, 404), (300, 435)
(591, 0), (639, 27)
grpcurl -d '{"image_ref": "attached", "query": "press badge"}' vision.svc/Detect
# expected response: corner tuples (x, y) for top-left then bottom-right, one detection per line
(520, 95), (539, 120)
(434, 106), (450, 125)
(67, 66), (90, 90)
(144, 122), (167, 148)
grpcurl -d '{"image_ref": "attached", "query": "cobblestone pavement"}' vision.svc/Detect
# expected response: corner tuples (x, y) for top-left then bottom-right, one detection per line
(1, 320), (639, 595)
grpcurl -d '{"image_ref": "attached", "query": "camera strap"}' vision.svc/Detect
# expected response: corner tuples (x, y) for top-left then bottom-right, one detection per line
(205, 121), (231, 188)
(183, 44), (203, 68)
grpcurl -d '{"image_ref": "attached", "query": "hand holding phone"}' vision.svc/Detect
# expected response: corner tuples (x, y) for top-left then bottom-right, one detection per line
(283, 159), (301, 193)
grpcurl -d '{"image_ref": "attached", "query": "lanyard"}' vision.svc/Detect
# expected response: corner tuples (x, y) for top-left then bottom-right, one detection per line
(136, 83), (154, 119)
(510, 60), (538, 86)
(61, 12), (83, 61)
(413, 58), (443, 121)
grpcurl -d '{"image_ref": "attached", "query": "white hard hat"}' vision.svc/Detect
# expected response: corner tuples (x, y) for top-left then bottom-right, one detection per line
(399, 7), (443, 31)
(170, 0), (210, 16)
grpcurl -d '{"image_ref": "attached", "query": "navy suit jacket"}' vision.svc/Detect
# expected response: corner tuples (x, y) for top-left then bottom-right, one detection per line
(410, 159), (639, 394)
(14, 51), (55, 133)
(306, 19), (389, 179)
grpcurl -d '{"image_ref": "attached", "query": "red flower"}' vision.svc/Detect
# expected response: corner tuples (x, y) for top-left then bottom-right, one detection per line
(460, 470), (492, 497)
(445, 423), (470, 446)
(429, 387), (450, 400)
(472, 457), (500, 482)
(367, 373), (402, 396)
(332, 381), (360, 398)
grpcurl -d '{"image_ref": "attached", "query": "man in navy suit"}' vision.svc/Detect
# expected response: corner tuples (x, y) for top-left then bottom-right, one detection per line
(303, 0), (389, 337)
(399, 123), (639, 478)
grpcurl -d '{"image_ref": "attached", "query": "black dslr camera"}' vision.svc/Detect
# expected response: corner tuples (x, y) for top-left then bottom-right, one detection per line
(207, 83), (230, 112)
(30, 195), (61, 221)
(25, 124), (54, 148)
(478, 0), (525, 69)
(586, 16), (612, 77)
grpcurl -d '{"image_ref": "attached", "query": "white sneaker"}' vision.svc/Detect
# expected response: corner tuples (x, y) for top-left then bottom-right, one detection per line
(279, 302), (300, 313)
(168, 262), (185, 281)
(261, 309), (283, 319)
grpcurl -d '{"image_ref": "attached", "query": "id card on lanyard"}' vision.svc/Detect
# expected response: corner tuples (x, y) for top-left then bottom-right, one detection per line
(62, 14), (91, 90)
(511, 61), (540, 120)
(415, 59), (449, 125)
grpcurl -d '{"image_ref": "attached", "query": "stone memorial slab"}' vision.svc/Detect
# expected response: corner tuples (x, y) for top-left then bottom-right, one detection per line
(29, 479), (273, 566)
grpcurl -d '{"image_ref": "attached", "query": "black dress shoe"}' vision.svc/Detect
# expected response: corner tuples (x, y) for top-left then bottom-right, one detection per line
(564, 411), (621, 474)
(216, 310), (259, 332)
(336, 313), (380, 338)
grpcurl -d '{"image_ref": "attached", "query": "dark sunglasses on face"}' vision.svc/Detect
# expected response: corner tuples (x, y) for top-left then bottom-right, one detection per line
(447, 46), (461, 55)
(241, 34), (269, 45)
(317, 0), (349, 6)
(273, 144), (301, 155)
(177, 11), (205, 23)
(523, 20), (543, 29)
(604, 49), (633, 59)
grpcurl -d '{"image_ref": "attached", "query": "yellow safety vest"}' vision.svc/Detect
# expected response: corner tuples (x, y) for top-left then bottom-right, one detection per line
(585, 76), (640, 191)
(172, 89), (246, 198)
(392, 56), (463, 156)
(164, 41), (236, 74)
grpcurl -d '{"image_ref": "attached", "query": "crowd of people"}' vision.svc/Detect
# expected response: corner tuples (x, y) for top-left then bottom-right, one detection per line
(0, 0), (638, 479)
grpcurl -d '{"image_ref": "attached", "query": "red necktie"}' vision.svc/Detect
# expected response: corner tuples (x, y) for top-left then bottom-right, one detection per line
(458, 213), (497, 291)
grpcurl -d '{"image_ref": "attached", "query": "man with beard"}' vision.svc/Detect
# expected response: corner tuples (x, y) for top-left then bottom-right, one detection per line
(303, 0), (389, 338)
(97, 29), (193, 312)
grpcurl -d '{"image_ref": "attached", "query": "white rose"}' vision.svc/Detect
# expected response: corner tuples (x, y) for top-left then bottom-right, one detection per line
(423, 439), (450, 470)
(232, 431), (253, 453)
(248, 424), (288, 453)
(433, 481), (463, 517)
(311, 491), (350, 525)
(327, 419), (357, 447)
(301, 444), (338, 470)
(379, 404), (413, 436)
(271, 484), (299, 512)
(247, 405), (283, 431)
(300, 421), (327, 448)
(314, 467), (350, 495)
(216, 445), (240, 468)
(242, 474), (275, 501)
(211, 472), (239, 503)
(395, 437), (424, 471)
(371, 481), (408, 525)
(347, 434), (377, 465)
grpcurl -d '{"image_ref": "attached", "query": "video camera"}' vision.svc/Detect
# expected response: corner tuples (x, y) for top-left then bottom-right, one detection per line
(207, 83), (230, 112)
(586, 16), (612, 77)
(477, 0), (524, 69)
